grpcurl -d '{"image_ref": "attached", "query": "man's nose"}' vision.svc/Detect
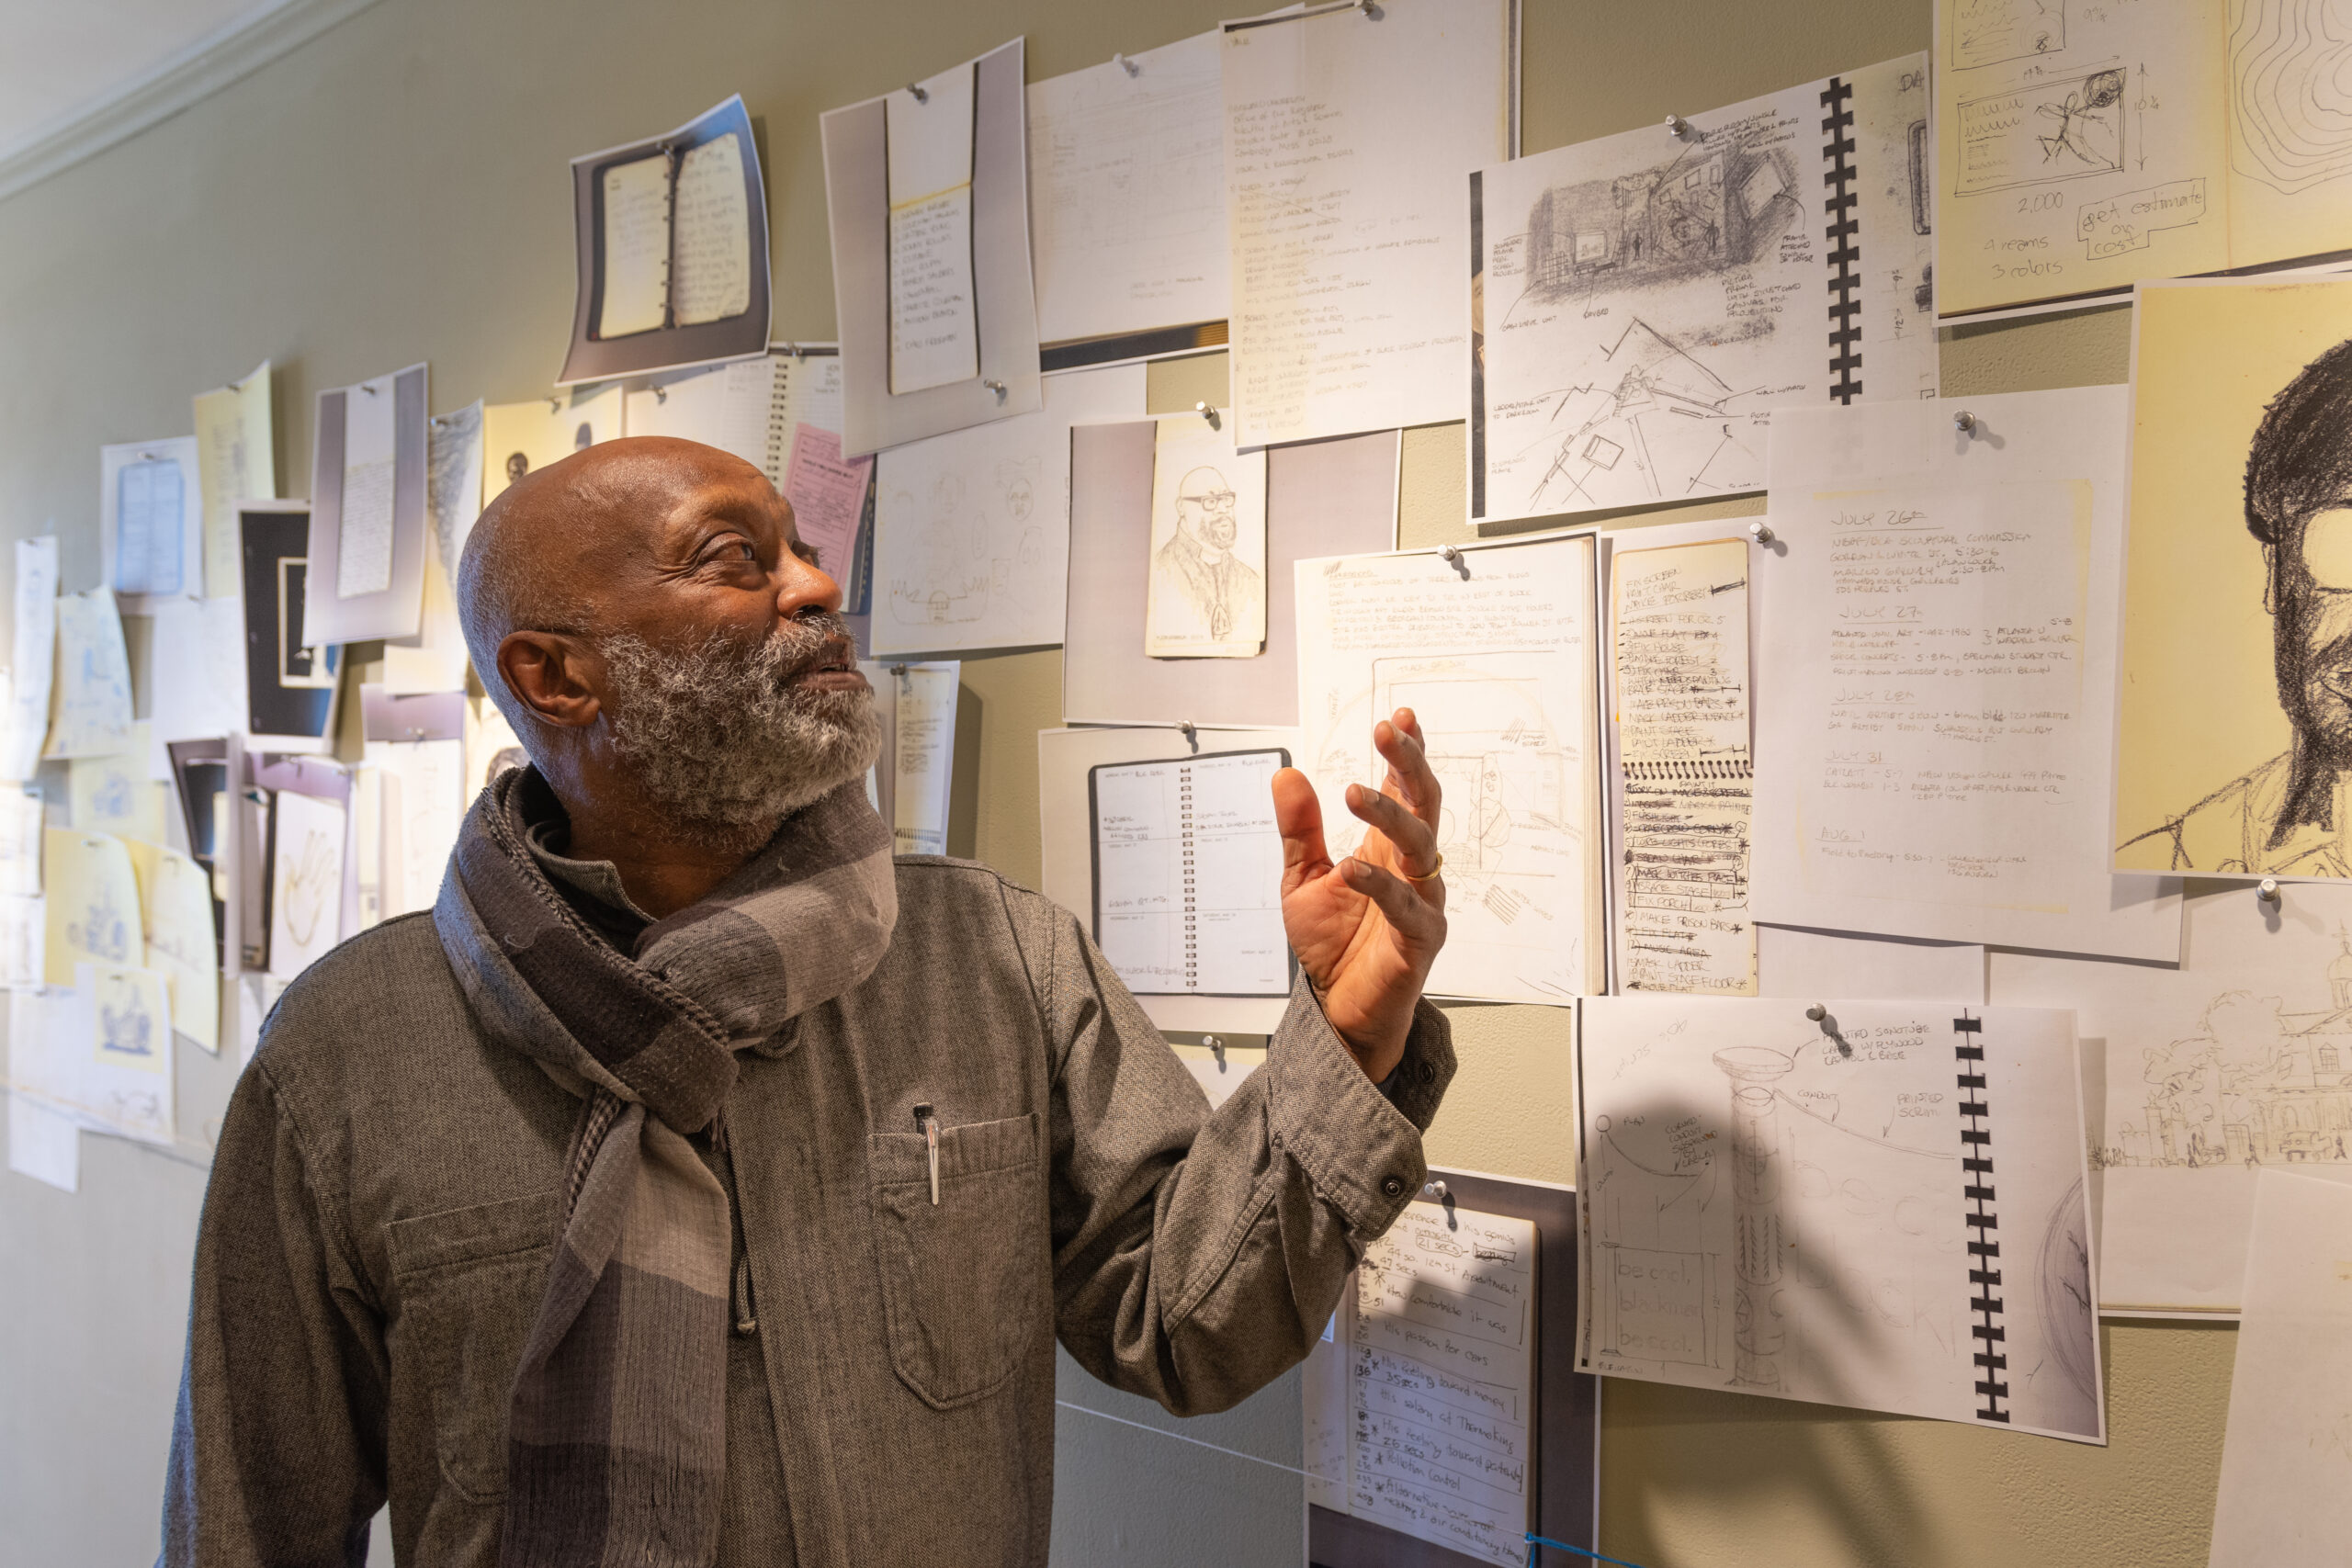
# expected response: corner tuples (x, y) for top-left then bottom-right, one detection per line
(772, 549), (842, 619)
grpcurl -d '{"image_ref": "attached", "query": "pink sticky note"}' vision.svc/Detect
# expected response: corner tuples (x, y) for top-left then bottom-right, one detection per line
(784, 424), (874, 580)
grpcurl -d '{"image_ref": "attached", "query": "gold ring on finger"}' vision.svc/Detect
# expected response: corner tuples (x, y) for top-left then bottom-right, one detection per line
(1404, 851), (1444, 885)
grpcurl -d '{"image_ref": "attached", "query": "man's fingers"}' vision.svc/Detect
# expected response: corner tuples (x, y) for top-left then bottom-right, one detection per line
(1340, 857), (1447, 940)
(1271, 767), (1331, 889)
(1345, 781), (1440, 874)
(1374, 707), (1443, 831)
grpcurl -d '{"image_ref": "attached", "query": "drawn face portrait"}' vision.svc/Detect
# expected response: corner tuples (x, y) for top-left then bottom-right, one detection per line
(1176, 467), (1238, 551)
(574, 423), (594, 451)
(2252, 340), (2352, 767)
(506, 452), (530, 484)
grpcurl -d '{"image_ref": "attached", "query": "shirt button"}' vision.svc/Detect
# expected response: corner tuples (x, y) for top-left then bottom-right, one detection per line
(1381, 1176), (1405, 1198)
(1271, 1131), (1283, 1150)
(1416, 1060), (1436, 1085)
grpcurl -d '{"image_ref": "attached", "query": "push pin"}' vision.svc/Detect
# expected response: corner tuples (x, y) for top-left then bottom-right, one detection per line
(1177, 719), (1199, 746)
(907, 82), (930, 103)
(1805, 1003), (1827, 1021)
(1114, 51), (1139, 76)
(1954, 409), (1979, 436)
(984, 378), (1008, 402)
(2258, 877), (2282, 904)
(429, 416), (447, 433)
(1439, 545), (1461, 562)
(1196, 400), (1221, 430)
(653, 386), (669, 404)
(1204, 1033), (1226, 1066)
(358, 382), (379, 395)
(780, 341), (802, 357)
(1748, 520), (1775, 544)
(1666, 113), (1692, 139)
(1358, 0), (1384, 16)
(547, 394), (563, 414)
(1421, 1179), (1451, 1201)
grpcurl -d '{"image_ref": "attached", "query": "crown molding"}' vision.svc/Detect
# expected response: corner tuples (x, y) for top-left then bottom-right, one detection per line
(0, 0), (384, 206)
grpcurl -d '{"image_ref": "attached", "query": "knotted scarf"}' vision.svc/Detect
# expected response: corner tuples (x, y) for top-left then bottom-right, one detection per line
(431, 766), (897, 1566)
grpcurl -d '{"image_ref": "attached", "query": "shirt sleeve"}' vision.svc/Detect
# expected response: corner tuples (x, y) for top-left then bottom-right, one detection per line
(1036, 907), (1453, 1416)
(160, 1063), (390, 1567)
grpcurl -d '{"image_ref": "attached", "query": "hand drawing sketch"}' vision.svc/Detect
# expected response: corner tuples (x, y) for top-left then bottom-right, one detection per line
(2120, 298), (2352, 875)
(1471, 55), (1936, 525)
(2229, 0), (2352, 195)
(268, 791), (346, 981)
(1579, 997), (2105, 1440)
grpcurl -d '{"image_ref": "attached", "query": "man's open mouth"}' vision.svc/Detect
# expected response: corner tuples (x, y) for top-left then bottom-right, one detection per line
(784, 637), (865, 689)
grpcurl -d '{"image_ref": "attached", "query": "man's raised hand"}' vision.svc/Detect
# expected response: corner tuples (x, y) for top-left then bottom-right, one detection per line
(1271, 707), (1448, 1082)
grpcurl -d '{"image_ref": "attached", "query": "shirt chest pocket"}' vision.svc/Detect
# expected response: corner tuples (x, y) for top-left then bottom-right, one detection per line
(386, 1190), (559, 1505)
(867, 1111), (1046, 1409)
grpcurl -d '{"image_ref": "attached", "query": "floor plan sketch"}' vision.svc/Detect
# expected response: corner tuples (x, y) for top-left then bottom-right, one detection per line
(1578, 996), (2105, 1441)
(1295, 538), (1602, 1003)
(1471, 54), (1935, 525)
(2230, 0), (2352, 196)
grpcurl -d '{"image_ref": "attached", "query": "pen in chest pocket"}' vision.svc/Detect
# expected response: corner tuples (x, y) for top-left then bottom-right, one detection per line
(912, 1102), (939, 1205)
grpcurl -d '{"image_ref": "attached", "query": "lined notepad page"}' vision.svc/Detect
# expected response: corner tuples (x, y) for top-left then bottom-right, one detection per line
(1091, 749), (1287, 997)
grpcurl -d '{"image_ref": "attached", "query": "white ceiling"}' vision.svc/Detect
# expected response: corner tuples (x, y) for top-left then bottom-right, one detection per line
(0, 0), (273, 159)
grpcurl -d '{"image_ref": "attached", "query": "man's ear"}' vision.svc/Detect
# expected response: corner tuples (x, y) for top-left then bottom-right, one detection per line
(2265, 542), (2278, 616)
(497, 631), (603, 729)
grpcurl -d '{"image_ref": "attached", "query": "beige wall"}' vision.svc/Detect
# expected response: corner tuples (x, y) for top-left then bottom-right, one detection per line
(0, 0), (2222, 1563)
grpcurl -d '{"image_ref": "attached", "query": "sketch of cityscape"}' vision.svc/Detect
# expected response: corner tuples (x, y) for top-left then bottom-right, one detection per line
(2104, 933), (2352, 1169)
(1523, 141), (1801, 299)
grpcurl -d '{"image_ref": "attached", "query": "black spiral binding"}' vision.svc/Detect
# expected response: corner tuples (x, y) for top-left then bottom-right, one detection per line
(1821, 76), (1862, 405)
(1621, 758), (1754, 783)
(1954, 1010), (2008, 1424)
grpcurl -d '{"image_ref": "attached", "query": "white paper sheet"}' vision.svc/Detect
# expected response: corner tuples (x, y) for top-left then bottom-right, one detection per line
(626, 356), (776, 472)
(673, 130), (753, 326)
(1609, 533), (1757, 995)
(1992, 879), (2352, 1314)
(1295, 537), (1602, 1003)
(2206, 1168), (2352, 1562)
(6, 1090), (79, 1191)
(887, 662), (958, 857)
(100, 436), (201, 608)
(1577, 994), (2105, 1442)
(1323, 1199), (1540, 1567)
(1146, 417), (1267, 657)
(1750, 386), (2182, 960)
(3, 536), (58, 783)
(1221, 0), (1511, 446)
(364, 737), (463, 920)
(1471, 56), (1934, 524)
(1303, 1293), (1351, 1512)
(45, 589), (136, 761)
(338, 374), (399, 598)
(870, 363), (1146, 655)
(1761, 925), (1986, 1004)
(888, 62), (981, 395)
(1091, 748), (1289, 998)
(0, 894), (45, 991)
(427, 400), (486, 570)
(144, 597), (247, 782)
(129, 841), (219, 1054)
(74, 960), (175, 1145)
(268, 790), (346, 982)
(1027, 29), (1228, 343)
(600, 152), (673, 338)
(0, 790), (40, 897)
(69, 732), (167, 848)
(1038, 724), (1303, 1035)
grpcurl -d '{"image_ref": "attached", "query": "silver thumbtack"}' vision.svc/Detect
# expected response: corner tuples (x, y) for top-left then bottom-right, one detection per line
(1954, 410), (1978, 436)
(1204, 1033), (1225, 1066)
(985, 379), (1007, 402)
(1748, 520), (1775, 544)
(1666, 114), (1691, 139)
(2259, 877), (2282, 904)
(547, 394), (563, 414)
(1439, 545), (1461, 561)
(1422, 1179), (1450, 1200)
(1114, 52), (1139, 76)
(1805, 1003), (1828, 1021)
(781, 341), (801, 357)
(1177, 719), (1198, 744)
(907, 82), (929, 103)
(1196, 400), (1220, 430)
(358, 382), (379, 395)
(653, 386), (668, 404)
(1358, 0), (1383, 16)
(430, 416), (447, 432)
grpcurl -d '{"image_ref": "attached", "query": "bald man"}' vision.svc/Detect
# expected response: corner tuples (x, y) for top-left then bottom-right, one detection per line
(1152, 463), (1262, 643)
(162, 438), (1455, 1568)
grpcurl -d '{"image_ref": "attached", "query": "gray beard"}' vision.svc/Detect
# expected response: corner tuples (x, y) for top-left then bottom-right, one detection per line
(595, 615), (882, 843)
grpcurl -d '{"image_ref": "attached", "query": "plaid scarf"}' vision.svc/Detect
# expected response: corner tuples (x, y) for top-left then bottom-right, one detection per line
(431, 766), (897, 1566)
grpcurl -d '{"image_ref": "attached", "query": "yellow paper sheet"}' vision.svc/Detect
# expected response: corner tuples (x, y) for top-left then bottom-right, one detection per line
(68, 724), (169, 847)
(126, 840), (220, 1054)
(2115, 276), (2352, 876)
(42, 829), (144, 986)
(481, 385), (624, 502)
(43, 589), (136, 760)
(193, 361), (276, 599)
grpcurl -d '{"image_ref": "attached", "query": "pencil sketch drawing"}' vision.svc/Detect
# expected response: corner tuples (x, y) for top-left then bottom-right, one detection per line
(1952, 0), (2066, 71)
(1150, 467), (1262, 643)
(66, 878), (135, 966)
(1953, 70), (2126, 197)
(2121, 338), (2352, 874)
(277, 815), (340, 952)
(97, 973), (159, 1064)
(1523, 142), (1801, 299)
(884, 459), (1047, 631)
(2230, 0), (2352, 196)
(2102, 934), (2352, 1170)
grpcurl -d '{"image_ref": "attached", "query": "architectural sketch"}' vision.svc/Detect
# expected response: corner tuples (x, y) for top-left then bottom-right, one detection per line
(1471, 54), (1936, 524)
(2229, 0), (2352, 195)
(1952, 0), (2067, 69)
(2120, 310), (2352, 875)
(1580, 997), (2104, 1440)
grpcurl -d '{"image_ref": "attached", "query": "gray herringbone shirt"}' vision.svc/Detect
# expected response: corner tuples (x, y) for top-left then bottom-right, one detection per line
(160, 858), (1453, 1566)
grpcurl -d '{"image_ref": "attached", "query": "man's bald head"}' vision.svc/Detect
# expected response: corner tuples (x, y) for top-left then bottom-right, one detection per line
(456, 436), (775, 727)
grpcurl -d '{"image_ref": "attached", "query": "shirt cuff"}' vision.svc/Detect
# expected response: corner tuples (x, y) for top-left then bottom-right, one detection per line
(1262, 975), (1456, 1237)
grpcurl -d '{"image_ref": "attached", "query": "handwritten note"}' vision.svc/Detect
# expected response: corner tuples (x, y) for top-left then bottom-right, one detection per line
(1346, 1200), (1537, 1568)
(1220, 0), (1508, 446)
(889, 662), (958, 857)
(784, 423), (873, 580)
(887, 64), (980, 394)
(1611, 536), (1757, 995)
(599, 152), (672, 338)
(1091, 750), (1288, 997)
(672, 130), (752, 325)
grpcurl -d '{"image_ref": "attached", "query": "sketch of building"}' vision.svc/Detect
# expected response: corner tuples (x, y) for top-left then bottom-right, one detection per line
(1523, 141), (1800, 299)
(2108, 932), (2352, 1169)
(2230, 0), (2352, 195)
